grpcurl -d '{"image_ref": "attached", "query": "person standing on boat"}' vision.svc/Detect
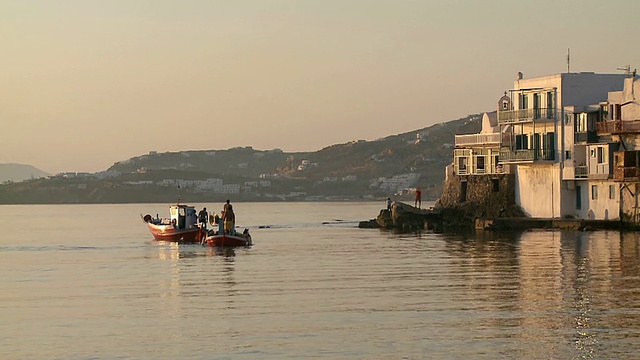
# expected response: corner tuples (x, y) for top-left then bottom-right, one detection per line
(222, 200), (236, 235)
(386, 197), (393, 211)
(198, 207), (208, 230)
(414, 187), (422, 209)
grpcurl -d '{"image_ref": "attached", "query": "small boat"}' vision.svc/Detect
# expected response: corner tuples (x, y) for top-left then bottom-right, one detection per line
(141, 204), (205, 243)
(202, 218), (253, 247)
(203, 231), (252, 247)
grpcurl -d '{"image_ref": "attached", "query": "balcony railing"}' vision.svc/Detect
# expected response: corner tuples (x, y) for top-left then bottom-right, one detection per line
(454, 163), (507, 176)
(574, 131), (598, 144)
(575, 166), (588, 178)
(614, 167), (640, 182)
(498, 108), (557, 124)
(500, 149), (555, 163)
(596, 120), (640, 135)
(454, 133), (501, 147)
(500, 149), (534, 162)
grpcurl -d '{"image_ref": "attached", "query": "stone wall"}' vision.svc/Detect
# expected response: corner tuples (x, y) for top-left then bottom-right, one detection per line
(435, 173), (521, 227)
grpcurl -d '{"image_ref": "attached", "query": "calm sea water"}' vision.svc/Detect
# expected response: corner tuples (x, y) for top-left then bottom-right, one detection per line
(2, 202), (640, 359)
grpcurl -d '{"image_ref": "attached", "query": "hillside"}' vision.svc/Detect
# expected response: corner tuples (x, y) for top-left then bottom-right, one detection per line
(0, 164), (50, 183)
(0, 114), (483, 203)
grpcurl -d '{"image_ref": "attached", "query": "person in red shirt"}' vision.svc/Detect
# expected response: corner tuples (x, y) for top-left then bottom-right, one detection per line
(414, 187), (422, 209)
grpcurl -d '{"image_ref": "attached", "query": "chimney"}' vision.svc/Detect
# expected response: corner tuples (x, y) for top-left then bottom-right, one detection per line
(517, 72), (523, 80)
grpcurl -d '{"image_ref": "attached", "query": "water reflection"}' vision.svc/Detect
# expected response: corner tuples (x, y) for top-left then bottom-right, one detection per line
(206, 246), (236, 258)
(432, 229), (640, 359)
(149, 243), (239, 304)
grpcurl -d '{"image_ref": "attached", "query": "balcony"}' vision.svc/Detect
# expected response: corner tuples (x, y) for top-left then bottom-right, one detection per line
(596, 120), (640, 135)
(574, 131), (598, 144)
(614, 167), (640, 182)
(500, 149), (534, 162)
(498, 108), (557, 124)
(500, 149), (555, 163)
(614, 150), (640, 182)
(575, 166), (588, 179)
(454, 133), (501, 148)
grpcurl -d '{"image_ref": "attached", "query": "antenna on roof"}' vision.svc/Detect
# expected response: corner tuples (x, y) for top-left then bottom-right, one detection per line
(617, 64), (631, 75)
(567, 48), (570, 73)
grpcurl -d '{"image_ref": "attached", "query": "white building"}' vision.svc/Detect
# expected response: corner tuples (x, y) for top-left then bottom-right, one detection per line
(453, 111), (506, 176)
(596, 73), (640, 221)
(449, 71), (633, 220)
(497, 71), (627, 219)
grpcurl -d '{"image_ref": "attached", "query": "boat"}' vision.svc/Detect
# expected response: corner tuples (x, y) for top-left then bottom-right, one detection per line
(202, 218), (253, 247)
(203, 231), (252, 247)
(141, 204), (205, 243)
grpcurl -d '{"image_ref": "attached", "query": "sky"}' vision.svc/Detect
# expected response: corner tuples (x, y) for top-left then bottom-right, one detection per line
(1, 0), (639, 174)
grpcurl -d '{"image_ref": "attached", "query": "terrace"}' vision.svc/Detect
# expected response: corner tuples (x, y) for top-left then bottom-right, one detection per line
(498, 108), (557, 124)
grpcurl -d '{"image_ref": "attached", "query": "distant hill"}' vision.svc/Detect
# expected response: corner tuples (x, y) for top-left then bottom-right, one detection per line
(0, 164), (50, 183)
(0, 113), (485, 203)
(106, 113), (484, 200)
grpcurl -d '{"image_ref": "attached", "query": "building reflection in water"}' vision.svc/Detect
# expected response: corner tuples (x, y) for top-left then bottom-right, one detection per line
(442, 230), (640, 358)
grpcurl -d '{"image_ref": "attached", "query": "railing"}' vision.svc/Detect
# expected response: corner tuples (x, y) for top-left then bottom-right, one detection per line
(500, 149), (534, 162)
(575, 166), (588, 178)
(614, 167), (640, 182)
(454, 163), (508, 175)
(596, 120), (640, 135)
(498, 108), (557, 124)
(454, 133), (501, 147)
(574, 131), (598, 143)
(500, 149), (556, 163)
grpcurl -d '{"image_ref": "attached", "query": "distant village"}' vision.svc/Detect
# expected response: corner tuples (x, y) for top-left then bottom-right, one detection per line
(45, 167), (422, 201)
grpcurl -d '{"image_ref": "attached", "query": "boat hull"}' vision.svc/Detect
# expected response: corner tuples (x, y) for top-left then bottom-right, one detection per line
(204, 234), (251, 247)
(146, 223), (203, 243)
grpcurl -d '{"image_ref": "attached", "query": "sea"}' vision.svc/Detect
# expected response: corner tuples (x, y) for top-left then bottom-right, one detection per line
(2, 201), (640, 359)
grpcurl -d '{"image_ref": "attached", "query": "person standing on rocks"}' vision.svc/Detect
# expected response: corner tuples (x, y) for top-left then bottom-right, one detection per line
(414, 187), (422, 209)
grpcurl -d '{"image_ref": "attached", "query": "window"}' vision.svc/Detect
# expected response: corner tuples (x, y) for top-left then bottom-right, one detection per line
(458, 157), (468, 174)
(591, 148), (596, 158)
(597, 147), (605, 164)
(520, 93), (528, 110)
(591, 185), (598, 200)
(542, 132), (555, 160)
(515, 134), (528, 150)
(533, 93), (541, 118)
(610, 105), (615, 120)
(477, 156), (485, 171)
(565, 151), (571, 160)
(609, 185), (616, 199)
(577, 113), (588, 132)
(576, 185), (582, 210)
(601, 104), (609, 121)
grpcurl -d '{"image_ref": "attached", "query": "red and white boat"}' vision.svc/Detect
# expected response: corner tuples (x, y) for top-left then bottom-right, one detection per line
(202, 215), (253, 247)
(203, 230), (252, 247)
(142, 204), (205, 243)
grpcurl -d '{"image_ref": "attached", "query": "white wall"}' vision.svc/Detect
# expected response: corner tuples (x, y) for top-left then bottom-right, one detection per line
(621, 77), (640, 120)
(574, 180), (619, 220)
(561, 73), (627, 108)
(515, 163), (562, 218)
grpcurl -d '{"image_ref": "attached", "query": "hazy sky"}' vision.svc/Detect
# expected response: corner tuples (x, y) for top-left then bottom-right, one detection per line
(1, 0), (639, 174)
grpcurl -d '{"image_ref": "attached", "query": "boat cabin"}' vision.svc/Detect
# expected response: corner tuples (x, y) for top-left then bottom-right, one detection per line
(170, 204), (198, 230)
